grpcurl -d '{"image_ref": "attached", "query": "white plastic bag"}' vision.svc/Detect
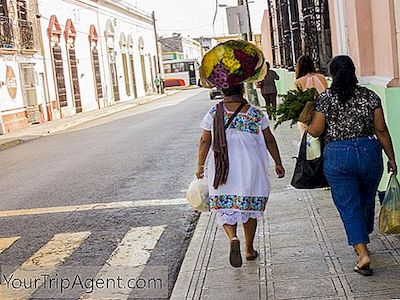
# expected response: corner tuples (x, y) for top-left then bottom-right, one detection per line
(306, 135), (321, 160)
(186, 178), (209, 212)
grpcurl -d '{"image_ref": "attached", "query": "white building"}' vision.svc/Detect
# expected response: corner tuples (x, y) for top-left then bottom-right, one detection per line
(160, 34), (202, 63)
(38, 0), (160, 120)
(0, 0), (47, 134)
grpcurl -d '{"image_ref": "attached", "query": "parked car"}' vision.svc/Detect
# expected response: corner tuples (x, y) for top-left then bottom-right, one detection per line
(209, 87), (223, 100)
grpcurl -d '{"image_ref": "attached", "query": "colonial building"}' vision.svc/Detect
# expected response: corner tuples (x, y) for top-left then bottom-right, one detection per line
(39, 0), (160, 120)
(0, 0), (160, 134)
(0, 0), (46, 134)
(262, 0), (400, 187)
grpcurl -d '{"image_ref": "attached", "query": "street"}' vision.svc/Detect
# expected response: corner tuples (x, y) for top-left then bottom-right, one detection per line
(0, 89), (211, 299)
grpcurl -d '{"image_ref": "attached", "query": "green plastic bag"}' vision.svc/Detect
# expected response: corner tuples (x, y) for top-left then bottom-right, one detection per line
(379, 174), (400, 234)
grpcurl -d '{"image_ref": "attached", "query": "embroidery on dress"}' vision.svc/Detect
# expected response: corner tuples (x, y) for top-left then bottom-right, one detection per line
(210, 194), (268, 211)
(209, 106), (264, 134)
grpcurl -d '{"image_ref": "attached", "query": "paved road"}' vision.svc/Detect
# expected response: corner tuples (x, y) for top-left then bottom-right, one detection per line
(0, 89), (214, 299)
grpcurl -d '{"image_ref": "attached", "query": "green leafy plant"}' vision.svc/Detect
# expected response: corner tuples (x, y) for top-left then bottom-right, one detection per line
(272, 88), (317, 129)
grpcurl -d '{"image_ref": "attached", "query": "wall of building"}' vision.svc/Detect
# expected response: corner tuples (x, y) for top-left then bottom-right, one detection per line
(0, 0), (47, 134)
(263, 0), (400, 188)
(38, 0), (157, 118)
(181, 38), (202, 62)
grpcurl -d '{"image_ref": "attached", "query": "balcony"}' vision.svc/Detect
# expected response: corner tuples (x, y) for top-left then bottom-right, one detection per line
(19, 19), (34, 50)
(0, 16), (15, 49)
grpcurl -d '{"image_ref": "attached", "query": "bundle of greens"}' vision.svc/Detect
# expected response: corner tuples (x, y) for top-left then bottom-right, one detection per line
(271, 88), (317, 129)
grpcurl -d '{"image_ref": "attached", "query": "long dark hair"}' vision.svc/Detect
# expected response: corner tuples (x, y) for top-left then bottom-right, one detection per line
(329, 55), (358, 103)
(295, 55), (316, 79)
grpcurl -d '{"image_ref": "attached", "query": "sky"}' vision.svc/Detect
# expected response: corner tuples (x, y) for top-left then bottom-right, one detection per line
(131, 0), (268, 38)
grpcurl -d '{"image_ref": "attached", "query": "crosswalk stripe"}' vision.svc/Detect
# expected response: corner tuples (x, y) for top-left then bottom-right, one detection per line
(0, 237), (20, 254)
(81, 226), (165, 300)
(0, 231), (91, 300)
(0, 198), (187, 218)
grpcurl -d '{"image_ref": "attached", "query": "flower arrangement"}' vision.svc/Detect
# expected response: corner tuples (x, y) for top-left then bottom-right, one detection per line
(200, 40), (266, 89)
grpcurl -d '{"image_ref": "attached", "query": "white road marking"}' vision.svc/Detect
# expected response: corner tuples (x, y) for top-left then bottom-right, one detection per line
(0, 231), (91, 299)
(0, 198), (187, 218)
(81, 226), (165, 300)
(0, 237), (20, 254)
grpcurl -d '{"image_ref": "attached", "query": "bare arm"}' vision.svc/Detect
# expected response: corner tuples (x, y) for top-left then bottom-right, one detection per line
(262, 127), (285, 178)
(196, 130), (212, 178)
(374, 108), (397, 175)
(308, 112), (325, 137)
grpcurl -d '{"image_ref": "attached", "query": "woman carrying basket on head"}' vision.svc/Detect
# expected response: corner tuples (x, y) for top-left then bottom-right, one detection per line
(196, 40), (285, 268)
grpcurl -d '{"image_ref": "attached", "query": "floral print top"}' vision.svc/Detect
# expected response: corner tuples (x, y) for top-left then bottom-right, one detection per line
(315, 87), (382, 144)
(208, 105), (268, 135)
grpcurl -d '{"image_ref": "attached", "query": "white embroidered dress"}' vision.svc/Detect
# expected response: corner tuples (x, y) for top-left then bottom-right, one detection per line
(200, 104), (272, 225)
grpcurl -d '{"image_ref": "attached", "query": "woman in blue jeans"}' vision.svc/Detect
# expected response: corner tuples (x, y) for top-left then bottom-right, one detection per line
(308, 55), (397, 276)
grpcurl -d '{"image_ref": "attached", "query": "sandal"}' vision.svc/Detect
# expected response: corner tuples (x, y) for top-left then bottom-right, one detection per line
(229, 239), (242, 268)
(353, 264), (373, 276)
(246, 250), (259, 261)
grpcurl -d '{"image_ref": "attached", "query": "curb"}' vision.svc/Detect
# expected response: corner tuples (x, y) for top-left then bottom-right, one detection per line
(0, 139), (23, 151)
(170, 212), (216, 300)
(0, 91), (180, 150)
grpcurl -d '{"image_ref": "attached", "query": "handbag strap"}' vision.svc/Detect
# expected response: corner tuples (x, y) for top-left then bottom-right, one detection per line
(224, 102), (246, 130)
(299, 132), (308, 161)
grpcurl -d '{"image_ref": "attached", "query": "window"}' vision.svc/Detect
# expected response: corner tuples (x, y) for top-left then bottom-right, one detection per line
(267, 0), (332, 73)
(163, 64), (172, 74)
(17, 0), (34, 50)
(0, 0), (14, 49)
(171, 62), (185, 73)
(0, 0), (8, 16)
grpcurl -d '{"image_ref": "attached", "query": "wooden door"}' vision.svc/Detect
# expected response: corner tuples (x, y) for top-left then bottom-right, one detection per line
(140, 54), (147, 94)
(109, 49), (120, 102)
(52, 46), (67, 108)
(129, 55), (137, 99)
(91, 47), (103, 107)
(122, 53), (130, 97)
(68, 48), (82, 113)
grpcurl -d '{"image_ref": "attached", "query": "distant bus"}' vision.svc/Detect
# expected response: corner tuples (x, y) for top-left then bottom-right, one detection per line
(162, 58), (200, 87)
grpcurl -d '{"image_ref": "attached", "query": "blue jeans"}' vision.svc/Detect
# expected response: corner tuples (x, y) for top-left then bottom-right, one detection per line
(323, 137), (383, 245)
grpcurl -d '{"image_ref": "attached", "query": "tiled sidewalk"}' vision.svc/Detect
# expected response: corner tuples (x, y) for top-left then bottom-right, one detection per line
(171, 123), (400, 300)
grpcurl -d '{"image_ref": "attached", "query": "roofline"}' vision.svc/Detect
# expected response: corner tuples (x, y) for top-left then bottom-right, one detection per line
(95, 0), (153, 25)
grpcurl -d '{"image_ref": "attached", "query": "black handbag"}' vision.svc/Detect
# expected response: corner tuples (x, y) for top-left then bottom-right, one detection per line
(291, 132), (329, 189)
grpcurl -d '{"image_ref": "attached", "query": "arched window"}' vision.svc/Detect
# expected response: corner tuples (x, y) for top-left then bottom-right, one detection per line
(48, 15), (67, 110)
(89, 24), (103, 107)
(120, 32), (131, 97)
(127, 34), (137, 98)
(138, 36), (148, 94)
(105, 19), (120, 101)
(64, 19), (82, 113)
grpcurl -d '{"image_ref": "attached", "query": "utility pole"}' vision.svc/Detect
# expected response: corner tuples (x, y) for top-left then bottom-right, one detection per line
(237, 0), (259, 105)
(152, 11), (164, 94)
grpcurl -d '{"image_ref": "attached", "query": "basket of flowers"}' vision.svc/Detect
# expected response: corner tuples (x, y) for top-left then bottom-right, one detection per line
(199, 40), (266, 89)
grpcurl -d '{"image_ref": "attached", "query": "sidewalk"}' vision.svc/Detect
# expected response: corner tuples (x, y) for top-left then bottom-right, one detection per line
(0, 90), (179, 151)
(172, 124), (400, 300)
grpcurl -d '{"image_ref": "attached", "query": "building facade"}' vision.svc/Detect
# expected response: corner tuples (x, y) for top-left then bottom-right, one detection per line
(0, 0), (160, 134)
(262, 0), (400, 187)
(160, 34), (202, 63)
(0, 0), (46, 134)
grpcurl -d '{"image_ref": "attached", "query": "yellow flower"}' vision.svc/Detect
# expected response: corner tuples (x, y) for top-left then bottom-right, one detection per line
(201, 50), (220, 77)
(222, 57), (240, 73)
(243, 44), (257, 56)
(215, 46), (225, 59)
